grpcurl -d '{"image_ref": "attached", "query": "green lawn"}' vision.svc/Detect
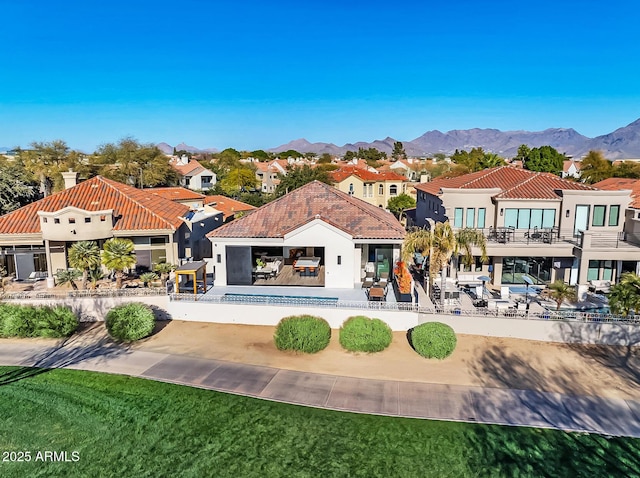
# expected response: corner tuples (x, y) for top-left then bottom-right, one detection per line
(0, 366), (639, 477)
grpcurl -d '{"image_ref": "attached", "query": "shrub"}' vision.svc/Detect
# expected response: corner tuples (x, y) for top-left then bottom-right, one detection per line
(274, 315), (331, 353)
(410, 322), (457, 359)
(0, 304), (78, 338)
(339, 316), (392, 353)
(105, 302), (155, 342)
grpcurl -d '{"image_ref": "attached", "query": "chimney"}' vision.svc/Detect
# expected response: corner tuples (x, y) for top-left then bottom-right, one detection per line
(61, 169), (78, 189)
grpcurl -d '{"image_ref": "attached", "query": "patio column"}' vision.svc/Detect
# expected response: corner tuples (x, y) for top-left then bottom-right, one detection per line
(45, 239), (55, 289)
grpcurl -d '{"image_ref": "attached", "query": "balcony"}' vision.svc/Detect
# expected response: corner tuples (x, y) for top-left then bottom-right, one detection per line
(573, 231), (640, 250)
(483, 227), (570, 246)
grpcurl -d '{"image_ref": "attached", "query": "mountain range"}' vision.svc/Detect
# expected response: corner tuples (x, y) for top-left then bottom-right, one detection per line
(157, 118), (640, 160)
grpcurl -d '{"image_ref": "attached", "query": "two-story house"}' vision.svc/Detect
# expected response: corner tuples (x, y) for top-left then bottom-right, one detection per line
(330, 166), (408, 209)
(170, 156), (217, 191)
(414, 166), (636, 288)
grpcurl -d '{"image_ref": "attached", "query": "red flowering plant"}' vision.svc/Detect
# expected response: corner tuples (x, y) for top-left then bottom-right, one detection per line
(394, 261), (412, 294)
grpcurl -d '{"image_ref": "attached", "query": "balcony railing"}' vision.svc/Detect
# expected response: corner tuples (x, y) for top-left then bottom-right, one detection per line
(481, 227), (572, 246)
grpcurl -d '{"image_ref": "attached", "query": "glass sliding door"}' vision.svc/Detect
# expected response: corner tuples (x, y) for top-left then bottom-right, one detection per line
(574, 205), (590, 236)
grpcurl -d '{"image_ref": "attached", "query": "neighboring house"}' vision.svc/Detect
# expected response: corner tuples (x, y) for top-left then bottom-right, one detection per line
(207, 181), (405, 288)
(414, 166), (636, 287)
(148, 187), (206, 209)
(561, 159), (581, 179)
(0, 173), (215, 284)
(330, 166), (408, 208)
(254, 160), (287, 193)
(170, 155), (217, 191)
(384, 158), (428, 181)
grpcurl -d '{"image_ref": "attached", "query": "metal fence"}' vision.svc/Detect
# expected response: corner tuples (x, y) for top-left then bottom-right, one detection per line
(1, 288), (167, 301)
(169, 293), (640, 324)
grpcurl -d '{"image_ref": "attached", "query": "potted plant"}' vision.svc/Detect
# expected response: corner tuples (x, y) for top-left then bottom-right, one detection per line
(256, 258), (266, 269)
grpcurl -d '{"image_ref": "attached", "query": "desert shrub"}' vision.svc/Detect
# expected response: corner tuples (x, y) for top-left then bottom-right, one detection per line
(0, 304), (78, 338)
(274, 315), (331, 353)
(339, 315), (392, 353)
(410, 322), (457, 359)
(105, 302), (155, 342)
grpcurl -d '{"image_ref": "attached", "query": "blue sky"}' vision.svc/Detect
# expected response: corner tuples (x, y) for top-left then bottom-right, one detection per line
(1, 0), (639, 152)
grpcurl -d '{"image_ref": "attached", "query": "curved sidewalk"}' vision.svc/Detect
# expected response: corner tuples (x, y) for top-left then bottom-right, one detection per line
(2, 340), (640, 438)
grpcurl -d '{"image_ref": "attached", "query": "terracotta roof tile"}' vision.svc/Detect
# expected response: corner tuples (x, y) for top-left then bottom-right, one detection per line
(170, 158), (209, 176)
(205, 195), (257, 220)
(415, 166), (595, 199)
(330, 166), (408, 183)
(0, 176), (190, 235)
(593, 178), (640, 208)
(148, 187), (206, 202)
(208, 181), (405, 240)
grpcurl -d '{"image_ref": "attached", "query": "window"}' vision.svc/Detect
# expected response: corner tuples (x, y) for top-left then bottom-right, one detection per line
(68, 218), (76, 224)
(390, 185), (398, 196)
(592, 205), (606, 227)
(477, 208), (486, 229)
(609, 205), (620, 226)
(475, 256), (484, 272)
(378, 184), (383, 195)
(466, 208), (475, 228)
(84, 217), (91, 223)
(368, 184), (373, 197)
(42, 217), (47, 223)
(348, 183), (354, 195)
(454, 208), (463, 228)
(504, 208), (556, 229)
(201, 175), (212, 183)
(337, 255), (342, 265)
(602, 260), (613, 281)
(587, 260), (600, 281)
(54, 218), (60, 224)
(216, 254), (221, 263)
(100, 215), (106, 222)
(150, 237), (166, 245)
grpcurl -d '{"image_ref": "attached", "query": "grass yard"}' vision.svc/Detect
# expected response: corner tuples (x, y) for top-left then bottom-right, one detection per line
(0, 366), (639, 477)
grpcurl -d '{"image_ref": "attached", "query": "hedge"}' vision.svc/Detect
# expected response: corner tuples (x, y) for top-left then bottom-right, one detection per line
(339, 316), (392, 353)
(274, 315), (331, 353)
(105, 302), (155, 342)
(410, 322), (457, 359)
(0, 304), (79, 338)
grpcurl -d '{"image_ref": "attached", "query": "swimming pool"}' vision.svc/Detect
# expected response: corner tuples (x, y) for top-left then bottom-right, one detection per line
(224, 293), (339, 302)
(509, 286), (542, 295)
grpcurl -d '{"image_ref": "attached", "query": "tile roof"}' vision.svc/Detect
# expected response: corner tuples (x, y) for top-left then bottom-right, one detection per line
(205, 195), (257, 221)
(148, 187), (206, 202)
(330, 166), (408, 183)
(208, 181), (406, 240)
(593, 178), (640, 208)
(414, 166), (595, 200)
(170, 158), (209, 176)
(0, 176), (190, 235)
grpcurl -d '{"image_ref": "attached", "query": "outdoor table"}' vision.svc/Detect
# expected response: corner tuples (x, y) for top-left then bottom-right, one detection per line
(294, 258), (320, 276)
(368, 286), (386, 301)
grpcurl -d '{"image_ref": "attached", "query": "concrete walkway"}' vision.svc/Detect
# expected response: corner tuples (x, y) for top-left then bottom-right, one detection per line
(2, 339), (640, 438)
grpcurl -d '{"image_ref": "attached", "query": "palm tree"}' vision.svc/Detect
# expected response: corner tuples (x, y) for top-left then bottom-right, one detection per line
(544, 280), (577, 310)
(140, 272), (159, 287)
(55, 269), (82, 290)
(402, 221), (487, 303)
(102, 238), (136, 289)
(608, 272), (640, 316)
(88, 267), (104, 290)
(153, 262), (175, 287)
(68, 241), (101, 290)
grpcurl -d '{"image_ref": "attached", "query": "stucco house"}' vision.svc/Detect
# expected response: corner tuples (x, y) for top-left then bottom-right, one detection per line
(330, 166), (408, 209)
(0, 173), (218, 285)
(170, 156), (216, 191)
(414, 166), (637, 288)
(207, 181), (406, 288)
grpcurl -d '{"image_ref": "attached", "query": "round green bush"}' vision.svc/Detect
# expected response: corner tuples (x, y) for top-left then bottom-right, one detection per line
(105, 302), (155, 342)
(274, 315), (331, 353)
(339, 316), (392, 353)
(410, 322), (457, 359)
(0, 304), (78, 338)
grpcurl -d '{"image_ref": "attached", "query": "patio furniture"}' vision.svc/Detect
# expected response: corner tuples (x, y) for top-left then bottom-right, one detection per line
(378, 271), (389, 287)
(367, 286), (386, 301)
(294, 257), (321, 276)
(589, 280), (611, 294)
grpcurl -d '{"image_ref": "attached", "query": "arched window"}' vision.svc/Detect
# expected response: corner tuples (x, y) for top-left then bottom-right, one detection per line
(390, 185), (398, 196)
(348, 183), (354, 195)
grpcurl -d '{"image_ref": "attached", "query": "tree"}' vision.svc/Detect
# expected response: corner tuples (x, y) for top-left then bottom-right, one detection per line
(391, 141), (407, 161)
(608, 272), (640, 316)
(219, 168), (257, 196)
(357, 147), (387, 166)
(402, 222), (487, 302)
(387, 193), (416, 218)
(55, 268), (82, 290)
(275, 164), (333, 196)
(0, 158), (37, 215)
(140, 272), (159, 287)
(153, 262), (175, 287)
(20, 140), (71, 196)
(250, 150), (271, 161)
(544, 280), (577, 310)
(68, 241), (101, 290)
(317, 153), (333, 164)
(515, 144), (531, 162)
(276, 149), (302, 159)
(580, 150), (613, 184)
(613, 161), (640, 179)
(88, 267), (104, 290)
(522, 145), (566, 175)
(92, 137), (179, 187)
(478, 152), (506, 169)
(102, 238), (136, 289)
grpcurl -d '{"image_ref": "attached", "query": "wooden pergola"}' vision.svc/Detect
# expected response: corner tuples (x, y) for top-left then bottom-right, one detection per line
(175, 260), (208, 295)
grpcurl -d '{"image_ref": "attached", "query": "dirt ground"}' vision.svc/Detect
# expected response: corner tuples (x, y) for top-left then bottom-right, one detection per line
(135, 320), (640, 400)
